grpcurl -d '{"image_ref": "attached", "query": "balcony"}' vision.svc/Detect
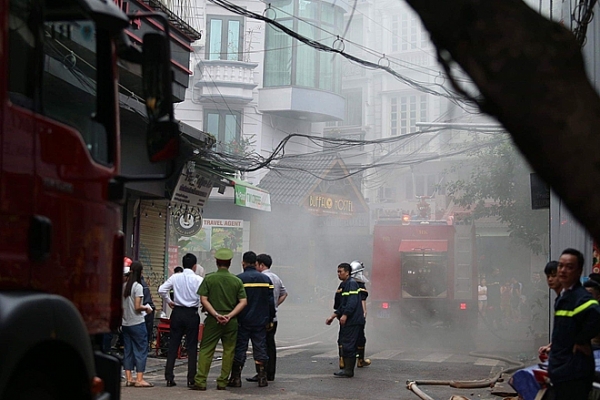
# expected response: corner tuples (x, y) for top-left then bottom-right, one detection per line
(195, 60), (258, 104)
(258, 86), (345, 122)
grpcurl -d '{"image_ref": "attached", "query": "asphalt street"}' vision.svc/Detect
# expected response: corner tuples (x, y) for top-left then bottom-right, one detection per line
(120, 302), (536, 400)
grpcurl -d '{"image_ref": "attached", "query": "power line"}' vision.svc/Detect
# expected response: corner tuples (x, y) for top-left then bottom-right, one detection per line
(207, 0), (476, 110)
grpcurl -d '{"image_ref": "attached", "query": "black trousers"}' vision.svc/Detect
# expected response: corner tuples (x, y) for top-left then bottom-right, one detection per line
(144, 312), (154, 346)
(338, 324), (361, 358)
(357, 323), (366, 348)
(165, 307), (199, 383)
(234, 324), (268, 365)
(266, 321), (278, 379)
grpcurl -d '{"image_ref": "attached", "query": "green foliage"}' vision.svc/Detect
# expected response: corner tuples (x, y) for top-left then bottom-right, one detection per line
(445, 137), (548, 253)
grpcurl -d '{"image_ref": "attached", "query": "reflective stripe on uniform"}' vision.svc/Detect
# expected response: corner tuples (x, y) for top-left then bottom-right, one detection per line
(555, 299), (599, 317)
(342, 290), (360, 296)
(243, 283), (271, 288)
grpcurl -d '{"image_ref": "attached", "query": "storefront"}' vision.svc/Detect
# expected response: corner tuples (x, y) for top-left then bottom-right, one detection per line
(164, 163), (271, 275)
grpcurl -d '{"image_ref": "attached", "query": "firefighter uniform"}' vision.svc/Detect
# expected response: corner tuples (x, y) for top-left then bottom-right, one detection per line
(193, 264), (246, 390)
(229, 264), (275, 387)
(333, 276), (365, 377)
(356, 280), (370, 367)
(549, 281), (600, 399)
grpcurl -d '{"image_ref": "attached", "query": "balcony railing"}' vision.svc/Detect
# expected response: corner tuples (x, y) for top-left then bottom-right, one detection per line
(195, 60), (258, 103)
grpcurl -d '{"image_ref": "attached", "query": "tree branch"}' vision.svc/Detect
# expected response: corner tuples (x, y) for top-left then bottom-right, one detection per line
(404, 0), (600, 241)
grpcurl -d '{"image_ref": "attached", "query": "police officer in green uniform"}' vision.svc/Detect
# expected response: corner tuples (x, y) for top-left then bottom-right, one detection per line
(190, 248), (247, 391)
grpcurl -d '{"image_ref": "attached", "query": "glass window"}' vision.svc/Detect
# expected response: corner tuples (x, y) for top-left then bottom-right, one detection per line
(296, 21), (317, 87)
(391, 94), (429, 136)
(207, 16), (243, 61)
(321, 2), (335, 25)
(8, 0), (36, 109)
(394, 12), (430, 53)
(299, 0), (319, 19)
(264, 19), (293, 86)
(264, 0), (342, 93)
(411, 174), (437, 197)
(342, 89), (362, 126)
(227, 20), (240, 61)
(392, 15), (399, 53)
(208, 19), (222, 60)
(204, 110), (241, 153)
(42, 19), (109, 163)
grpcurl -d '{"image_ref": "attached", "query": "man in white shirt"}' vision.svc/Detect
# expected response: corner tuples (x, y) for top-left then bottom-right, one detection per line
(158, 253), (203, 388)
(246, 253), (287, 382)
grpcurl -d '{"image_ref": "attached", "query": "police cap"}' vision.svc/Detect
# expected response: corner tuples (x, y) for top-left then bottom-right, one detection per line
(214, 248), (234, 261)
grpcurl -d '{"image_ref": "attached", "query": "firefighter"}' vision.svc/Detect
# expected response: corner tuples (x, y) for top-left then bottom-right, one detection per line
(229, 251), (275, 388)
(326, 263), (365, 378)
(350, 260), (371, 368)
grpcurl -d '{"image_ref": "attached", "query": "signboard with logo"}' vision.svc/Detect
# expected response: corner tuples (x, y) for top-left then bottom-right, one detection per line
(172, 213), (203, 236)
(234, 184), (271, 212)
(305, 192), (358, 217)
(171, 167), (214, 208)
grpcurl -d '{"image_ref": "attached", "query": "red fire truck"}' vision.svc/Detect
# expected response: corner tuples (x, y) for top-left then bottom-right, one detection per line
(0, 0), (178, 398)
(371, 217), (478, 337)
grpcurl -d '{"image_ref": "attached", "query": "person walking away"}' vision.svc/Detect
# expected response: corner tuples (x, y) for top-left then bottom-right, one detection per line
(548, 248), (600, 400)
(190, 248), (247, 391)
(350, 260), (371, 368)
(228, 251), (275, 388)
(122, 261), (154, 387)
(325, 263), (365, 378)
(158, 253), (203, 388)
(478, 278), (488, 317)
(140, 272), (155, 349)
(246, 254), (288, 382)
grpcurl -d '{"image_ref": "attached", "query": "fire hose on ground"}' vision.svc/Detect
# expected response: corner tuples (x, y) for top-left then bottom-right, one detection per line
(406, 352), (524, 400)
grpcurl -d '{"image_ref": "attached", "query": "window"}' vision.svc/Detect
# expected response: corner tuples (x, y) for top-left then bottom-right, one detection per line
(378, 186), (397, 202)
(407, 174), (438, 199)
(264, 0), (343, 92)
(9, 0), (36, 108)
(343, 89), (363, 127)
(264, 19), (293, 86)
(204, 110), (241, 152)
(9, 0), (110, 164)
(391, 13), (430, 53)
(206, 16), (243, 61)
(390, 94), (428, 136)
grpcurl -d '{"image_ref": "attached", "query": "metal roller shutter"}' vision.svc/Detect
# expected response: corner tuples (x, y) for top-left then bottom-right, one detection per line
(138, 200), (168, 312)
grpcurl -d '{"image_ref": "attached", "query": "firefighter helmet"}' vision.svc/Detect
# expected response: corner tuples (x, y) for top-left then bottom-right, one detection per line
(350, 260), (368, 283)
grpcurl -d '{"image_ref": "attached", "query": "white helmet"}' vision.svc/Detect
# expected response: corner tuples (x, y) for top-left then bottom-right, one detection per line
(350, 260), (369, 283)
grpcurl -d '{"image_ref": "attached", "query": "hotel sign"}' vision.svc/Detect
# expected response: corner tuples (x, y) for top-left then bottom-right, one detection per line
(306, 193), (355, 217)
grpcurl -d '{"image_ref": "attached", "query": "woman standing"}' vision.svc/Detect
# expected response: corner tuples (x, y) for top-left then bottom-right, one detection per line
(122, 261), (154, 387)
